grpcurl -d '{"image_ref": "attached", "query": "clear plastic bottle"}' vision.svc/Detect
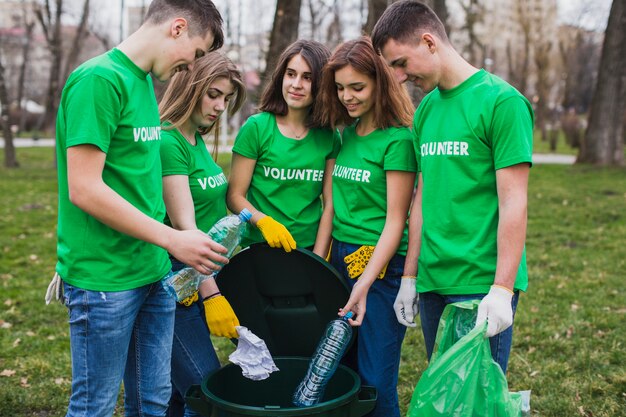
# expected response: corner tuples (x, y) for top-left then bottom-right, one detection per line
(162, 208), (252, 301)
(292, 312), (354, 407)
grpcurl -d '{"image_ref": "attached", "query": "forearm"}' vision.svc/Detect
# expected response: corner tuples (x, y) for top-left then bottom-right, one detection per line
(162, 175), (198, 231)
(403, 179), (423, 277)
(226, 193), (264, 226)
(71, 179), (175, 251)
(358, 220), (405, 289)
(227, 154), (264, 225)
(198, 277), (220, 299)
(494, 201), (527, 290)
(314, 158), (336, 257)
(494, 164), (529, 291)
(313, 205), (333, 257)
(358, 169), (414, 285)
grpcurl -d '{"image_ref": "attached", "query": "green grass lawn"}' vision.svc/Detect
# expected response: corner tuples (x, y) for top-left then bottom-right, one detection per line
(1, 147), (625, 416)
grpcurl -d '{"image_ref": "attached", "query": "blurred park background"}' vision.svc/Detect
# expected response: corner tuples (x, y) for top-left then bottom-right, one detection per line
(1, 0), (624, 166)
(0, 0), (625, 416)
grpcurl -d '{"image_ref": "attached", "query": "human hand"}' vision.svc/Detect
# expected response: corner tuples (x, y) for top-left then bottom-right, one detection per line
(203, 295), (240, 338)
(393, 276), (418, 327)
(256, 216), (297, 252)
(475, 285), (514, 337)
(343, 245), (387, 279)
(167, 229), (229, 275)
(339, 280), (369, 326)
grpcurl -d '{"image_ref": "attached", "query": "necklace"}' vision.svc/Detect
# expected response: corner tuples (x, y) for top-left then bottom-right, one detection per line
(284, 123), (307, 139)
(181, 129), (197, 145)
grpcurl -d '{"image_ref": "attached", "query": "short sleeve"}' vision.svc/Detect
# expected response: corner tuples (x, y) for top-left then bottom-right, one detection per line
(328, 128), (341, 159)
(490, 96), (534, 170)
(64, 75), (121, 153)
(384, 128), (418, 172)
(160, 130), (190, 176)
(232, 116), (261, 159)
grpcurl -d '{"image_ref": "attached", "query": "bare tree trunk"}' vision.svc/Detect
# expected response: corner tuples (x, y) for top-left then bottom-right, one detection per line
(362, 0), (388, 35)
(35, 0), (63, 133)
(326, 0), (342, 50)
(0, 54), (19, 168)
(507, 0), (530, 97)
(579, 0), (625, 165)
(62, 0), (90, 82)
(35, 0), (90, 133)
(461, 0), (484, 67)
(559, 31), (598, 114)
(17, 19), (35, 134)
(262, 0), (302, 87)
(534, 42), (552, 143)
(307, 0), (332, 41)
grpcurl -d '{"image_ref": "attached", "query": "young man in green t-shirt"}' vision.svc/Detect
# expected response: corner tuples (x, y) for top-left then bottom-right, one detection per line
(54, 1), (226, 415)
(372, 0), (533, 374)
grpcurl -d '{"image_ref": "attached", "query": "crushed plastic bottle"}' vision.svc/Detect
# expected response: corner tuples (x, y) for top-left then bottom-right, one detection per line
(292, 312), (354, 407)
(162, 209), (252, 302)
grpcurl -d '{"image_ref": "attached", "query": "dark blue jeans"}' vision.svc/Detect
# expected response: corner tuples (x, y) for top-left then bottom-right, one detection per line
(167, 259), (221, 417)
(330, 240), (407, 417)
(419, 291), (520, 374)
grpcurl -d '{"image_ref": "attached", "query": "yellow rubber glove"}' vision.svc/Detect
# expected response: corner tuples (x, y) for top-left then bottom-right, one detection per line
(178, 291), (199, 307)
(256, 216), (297, 252)
(343, 245), (387, 279)
(203, 295), (240, 339)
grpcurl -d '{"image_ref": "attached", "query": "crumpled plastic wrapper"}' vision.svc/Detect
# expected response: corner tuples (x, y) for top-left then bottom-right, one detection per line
(228, 326), (279, 381)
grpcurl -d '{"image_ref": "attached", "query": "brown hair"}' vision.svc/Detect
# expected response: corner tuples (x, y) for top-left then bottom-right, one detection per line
(145, 0), (224, 51)
(315, 36), (414, 129)
(371, 0), (449, 53)
(258, 39), (331, 128)
(159, 51), (246, 159)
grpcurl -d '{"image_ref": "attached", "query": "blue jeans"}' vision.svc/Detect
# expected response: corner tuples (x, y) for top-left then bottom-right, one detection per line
(330, 240), (407, 417)
(167, 260), (221, 417)
(419, 291), (520, 374)
(63, 279), (175, 417)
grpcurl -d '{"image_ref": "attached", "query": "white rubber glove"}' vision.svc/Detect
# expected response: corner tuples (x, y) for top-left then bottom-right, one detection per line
(476, 285), (514, 337)
(45, 272), (63, 305)
(393, 276), (418, 327)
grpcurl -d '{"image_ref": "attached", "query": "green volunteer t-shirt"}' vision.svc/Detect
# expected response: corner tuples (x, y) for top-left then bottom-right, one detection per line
(414, 69), (534, 295)
(331, 124), (417, 255)
(232, 112), (340, 248)
(160, 127), (228, 232)
(55, 48), (170, 291)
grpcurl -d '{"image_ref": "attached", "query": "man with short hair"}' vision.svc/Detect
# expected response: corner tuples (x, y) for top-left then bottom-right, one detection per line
(372, 0), (533, 374)
(55, 1), (226, 415)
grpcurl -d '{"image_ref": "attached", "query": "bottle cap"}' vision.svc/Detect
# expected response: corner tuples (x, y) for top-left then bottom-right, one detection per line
(239, 208), (252, 222)
(343, 311), (353, 320)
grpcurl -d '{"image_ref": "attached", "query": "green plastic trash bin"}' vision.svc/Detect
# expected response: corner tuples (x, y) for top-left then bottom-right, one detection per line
(185, 244), (377, 416)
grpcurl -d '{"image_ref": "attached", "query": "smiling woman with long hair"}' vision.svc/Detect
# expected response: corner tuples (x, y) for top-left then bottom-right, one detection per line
(315, 36), (416, 417)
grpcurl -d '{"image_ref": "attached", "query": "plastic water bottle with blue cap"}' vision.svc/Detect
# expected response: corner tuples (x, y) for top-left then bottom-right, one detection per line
(162, 208), (252, 302)
(292, 311), (354, 407)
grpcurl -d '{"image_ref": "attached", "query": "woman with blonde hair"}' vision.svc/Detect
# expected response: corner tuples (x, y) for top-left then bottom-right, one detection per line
(159, 51), (246, 417)
(315, 36), (416, 417)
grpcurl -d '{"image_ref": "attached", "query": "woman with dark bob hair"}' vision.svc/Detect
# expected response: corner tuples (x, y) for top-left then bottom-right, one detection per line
(315, 36), (416, 417)
(227, 39), (338, 257)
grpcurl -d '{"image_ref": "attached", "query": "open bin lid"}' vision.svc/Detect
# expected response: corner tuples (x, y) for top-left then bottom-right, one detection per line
(215, 243), (354, 357)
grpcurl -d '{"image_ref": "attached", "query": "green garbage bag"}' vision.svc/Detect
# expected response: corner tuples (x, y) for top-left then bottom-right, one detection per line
(407, 300), (529, 417)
